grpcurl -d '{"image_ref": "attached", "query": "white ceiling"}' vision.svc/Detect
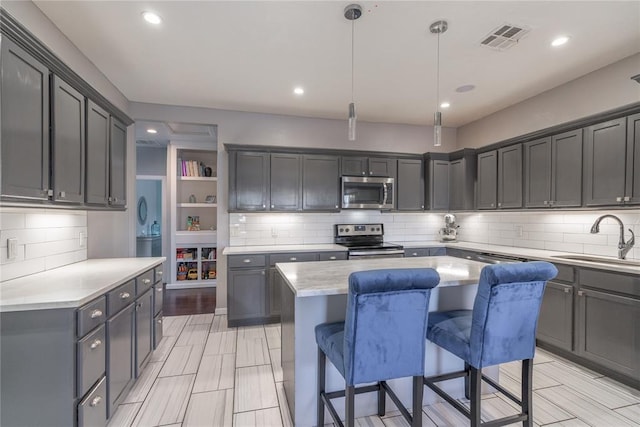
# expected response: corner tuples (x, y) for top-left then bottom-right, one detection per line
(34, 1), (640, 127)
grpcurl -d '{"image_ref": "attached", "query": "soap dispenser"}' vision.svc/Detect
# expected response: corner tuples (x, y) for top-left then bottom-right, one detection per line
(151, 220), (160, 236)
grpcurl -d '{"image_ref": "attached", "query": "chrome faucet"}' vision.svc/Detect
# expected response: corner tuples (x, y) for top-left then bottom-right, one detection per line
(590, 214), (636, 260)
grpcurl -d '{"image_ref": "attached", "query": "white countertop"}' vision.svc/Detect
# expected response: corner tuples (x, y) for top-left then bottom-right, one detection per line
(223, 244), (346, 255)
(0, 257), (166, 312)
(276, 256), (487, 297)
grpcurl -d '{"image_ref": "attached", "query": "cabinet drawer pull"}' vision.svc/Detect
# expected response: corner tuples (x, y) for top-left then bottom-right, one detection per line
(142, 278), (151, 285)
(90, 396), (103, 407)
(90, 339), (102, 350)
(157, 271), (163, 277)
(243, 259), (252, 263)
(120, 292), (131, 299)
(578, 291), (584, 297)
(563, 288), (571, 294)
(289, 257), (297, 261)
(90, 309), (103, 319)
(156, 287), (162, 292)
(329, 256), (336, 260)
(157, 319), (163, 324)
(412, 252), (418, 256)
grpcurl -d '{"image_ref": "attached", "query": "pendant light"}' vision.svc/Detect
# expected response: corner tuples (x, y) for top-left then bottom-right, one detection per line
(430, 20), (448, 147)
(345, 4), (362, 141)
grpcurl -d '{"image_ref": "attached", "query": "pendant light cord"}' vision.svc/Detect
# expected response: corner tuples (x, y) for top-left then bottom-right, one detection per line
(351, 16), (355, 103)
(436, 30), (440, 114)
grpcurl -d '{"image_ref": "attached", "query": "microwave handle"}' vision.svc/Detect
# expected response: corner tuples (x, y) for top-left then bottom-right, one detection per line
(382, 183), (388, 205)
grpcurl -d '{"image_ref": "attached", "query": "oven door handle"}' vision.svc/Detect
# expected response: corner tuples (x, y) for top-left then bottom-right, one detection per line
(349, 249), (405, 257)
(382, 183), (388, 206)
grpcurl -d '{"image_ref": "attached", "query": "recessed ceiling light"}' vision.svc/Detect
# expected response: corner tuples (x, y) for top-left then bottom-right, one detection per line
(146, 128), (158, 134)
(456, 84), (475, 93)
(440, 102), (451, 109)
(551, 36), (570, 47)
(293, 87), (305, 95)
(142, 12), (162, 25)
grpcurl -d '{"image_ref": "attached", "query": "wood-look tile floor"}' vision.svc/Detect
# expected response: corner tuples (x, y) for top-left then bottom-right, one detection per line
(109, 314), (640, 427)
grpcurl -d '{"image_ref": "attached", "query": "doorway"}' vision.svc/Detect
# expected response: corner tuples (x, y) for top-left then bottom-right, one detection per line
(136, 176), (166, 258)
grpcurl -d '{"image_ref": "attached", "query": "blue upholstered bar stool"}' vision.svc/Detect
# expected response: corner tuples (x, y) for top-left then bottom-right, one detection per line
(315, 268), (441, 427)
(423, 261), (558, 427)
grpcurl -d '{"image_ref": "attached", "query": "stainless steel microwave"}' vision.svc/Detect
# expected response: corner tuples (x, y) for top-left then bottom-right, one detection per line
(341, 176), (394, 209)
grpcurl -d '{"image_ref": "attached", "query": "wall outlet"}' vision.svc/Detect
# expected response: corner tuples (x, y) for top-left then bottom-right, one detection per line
(7, 238), (18, 260)
(79, 231), (87, 248)
(271, 227), (278, 238)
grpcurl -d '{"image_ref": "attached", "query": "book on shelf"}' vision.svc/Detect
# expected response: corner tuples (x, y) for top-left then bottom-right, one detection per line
(179, 159), (209, 177)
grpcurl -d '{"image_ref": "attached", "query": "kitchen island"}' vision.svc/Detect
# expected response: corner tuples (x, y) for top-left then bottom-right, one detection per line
(276, 255), (492, 427)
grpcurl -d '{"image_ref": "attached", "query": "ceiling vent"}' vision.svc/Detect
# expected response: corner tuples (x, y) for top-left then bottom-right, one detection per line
(480, 23), (530, 51)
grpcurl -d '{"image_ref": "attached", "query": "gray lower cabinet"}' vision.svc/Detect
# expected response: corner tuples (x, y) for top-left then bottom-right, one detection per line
(537, 264), (575, 351)
(109, 118), (127, 208)
(228, 268), (267, 324)
(584, 118), (628, 206)
(404, 247), (445, 257)
(85, 101), (111, 205)
(52, 75), (85, 204)
(135, 289), (153, 377)
(497, 144), (523, 209)
(270, 153), (302, 211)
(397, 159), (424, 211)
(0, 37), (50, 201)
(477, 151), (498, 209)
(302, 154), (340, 210)
(154, 312), (164, 349)
(268, 253), (316, 317)
(230, 151), (270, 211)
(318, 251), (348, 261)
(78, 377), (107, 427)
(107, 304), (134, 417)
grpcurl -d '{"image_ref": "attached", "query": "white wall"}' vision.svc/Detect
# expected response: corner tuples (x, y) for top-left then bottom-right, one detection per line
(0, 207), (88, 282)
(137, 146), (167, 176)
(457, 53), (640, 149)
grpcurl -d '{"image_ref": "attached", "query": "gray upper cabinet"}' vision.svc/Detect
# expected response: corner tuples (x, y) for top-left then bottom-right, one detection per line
(230, 151), (270, 211)
(449, 150), (476, 211)
(497, 144), (523, 209)
(109, 118), (127, 208)
(396, 159), (424, 210)
(86, 101), (110, 206)
(341, 156), (395, 177)
(524, 130), (583, 208)
(625, 113), (640, 204)
(52, 76), (85, 204)
(427, 159), (450, 210)
(270, 153), (302, 211)
(584, 118), (627, 206)
(1, 38), (50, 201)
(477, 150), (497, 209)
(302, 155), (340, 211)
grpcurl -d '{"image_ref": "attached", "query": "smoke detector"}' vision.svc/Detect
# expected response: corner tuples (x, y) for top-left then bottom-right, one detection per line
(480, 23), (530, 51)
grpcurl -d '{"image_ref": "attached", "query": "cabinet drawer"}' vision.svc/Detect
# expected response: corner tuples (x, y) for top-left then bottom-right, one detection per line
(153, 283), (163, 316)
(77, 297), (106, 338)
(229, 255), (266, 268)
(154, 265), (164, 284)
(77, 324), (106, 398)
(78, 376), (107, 427)
(136, 269), (155, 295)
(269, 252), (316, 266)
(107, 280), (135, 316)
(318, 251), (348, 261)
(580, 269), (639, 297)
(404, 248), (430, 257)
(553, 264), (575, 284)
(154, 312), (163, 349)
(429, 247), (446, 256)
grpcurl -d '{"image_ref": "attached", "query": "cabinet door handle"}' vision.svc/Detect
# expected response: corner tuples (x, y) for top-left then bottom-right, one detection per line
(578, 291), (584, 297)
(58, 191), (66, 198)
(563, 288), (571, 294)
(142, 278), (151, 285)
(271, 204), (275, 209)
(90, 396), (103, 407)
(411, 252), (418, 256)
(421, 205), (424, 209)
(369, 171), (373, 175)
(243, 259), (252, 263)
(335, 204), (339, 209)
(119, 292), (131, 299)
(90, 309), (103, 319)
(45, 189), (54, 197)
(490, 203), (494, 207)
(156, 287), (162, 293)
(289, 257), (297, 261)
(262, 204), (266, 208)
(157, 319), (163, 324)
(90, 339), (102, 350)
(624, 196), (630, 202)
(616, 196), (623, 202)
(261, 271), (265, 276)
(498, 202), (502, 207)
(329, 256), (336, 260)
(361, 171), (365, 175)
(543, 200), (548, 205)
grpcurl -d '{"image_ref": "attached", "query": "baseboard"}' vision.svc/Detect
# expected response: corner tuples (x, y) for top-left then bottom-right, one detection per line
(214, 308), (227, 315)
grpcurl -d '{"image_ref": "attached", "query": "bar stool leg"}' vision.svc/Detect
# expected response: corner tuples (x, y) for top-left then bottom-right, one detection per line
(412, 376), (423, 427)
(522, 359), (533, 427)
(317, 348), (326, 427)
(345, 385), (355, 427)
(464, 362), (471, 400)
(470, 366), (482, 427)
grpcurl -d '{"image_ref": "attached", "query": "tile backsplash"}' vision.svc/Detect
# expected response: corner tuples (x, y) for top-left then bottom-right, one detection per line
(229, 210), (640, 260)
(0, 207), (88, 282)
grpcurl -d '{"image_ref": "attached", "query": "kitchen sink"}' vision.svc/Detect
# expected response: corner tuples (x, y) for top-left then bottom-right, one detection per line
(551, 254), (640, 267)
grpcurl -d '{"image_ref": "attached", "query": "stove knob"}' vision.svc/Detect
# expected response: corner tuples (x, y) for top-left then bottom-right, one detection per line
(376, 227), (380, 231)
(339, 228), (344, 233)
(345, 228), (350, 232)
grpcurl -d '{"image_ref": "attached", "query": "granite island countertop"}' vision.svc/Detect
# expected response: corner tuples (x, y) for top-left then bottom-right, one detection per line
(276, 255), (487, 297)
(0, 257), (166, 312)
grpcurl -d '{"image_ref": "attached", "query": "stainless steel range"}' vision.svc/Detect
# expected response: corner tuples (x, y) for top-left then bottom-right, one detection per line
(335, 223), (404, 259)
